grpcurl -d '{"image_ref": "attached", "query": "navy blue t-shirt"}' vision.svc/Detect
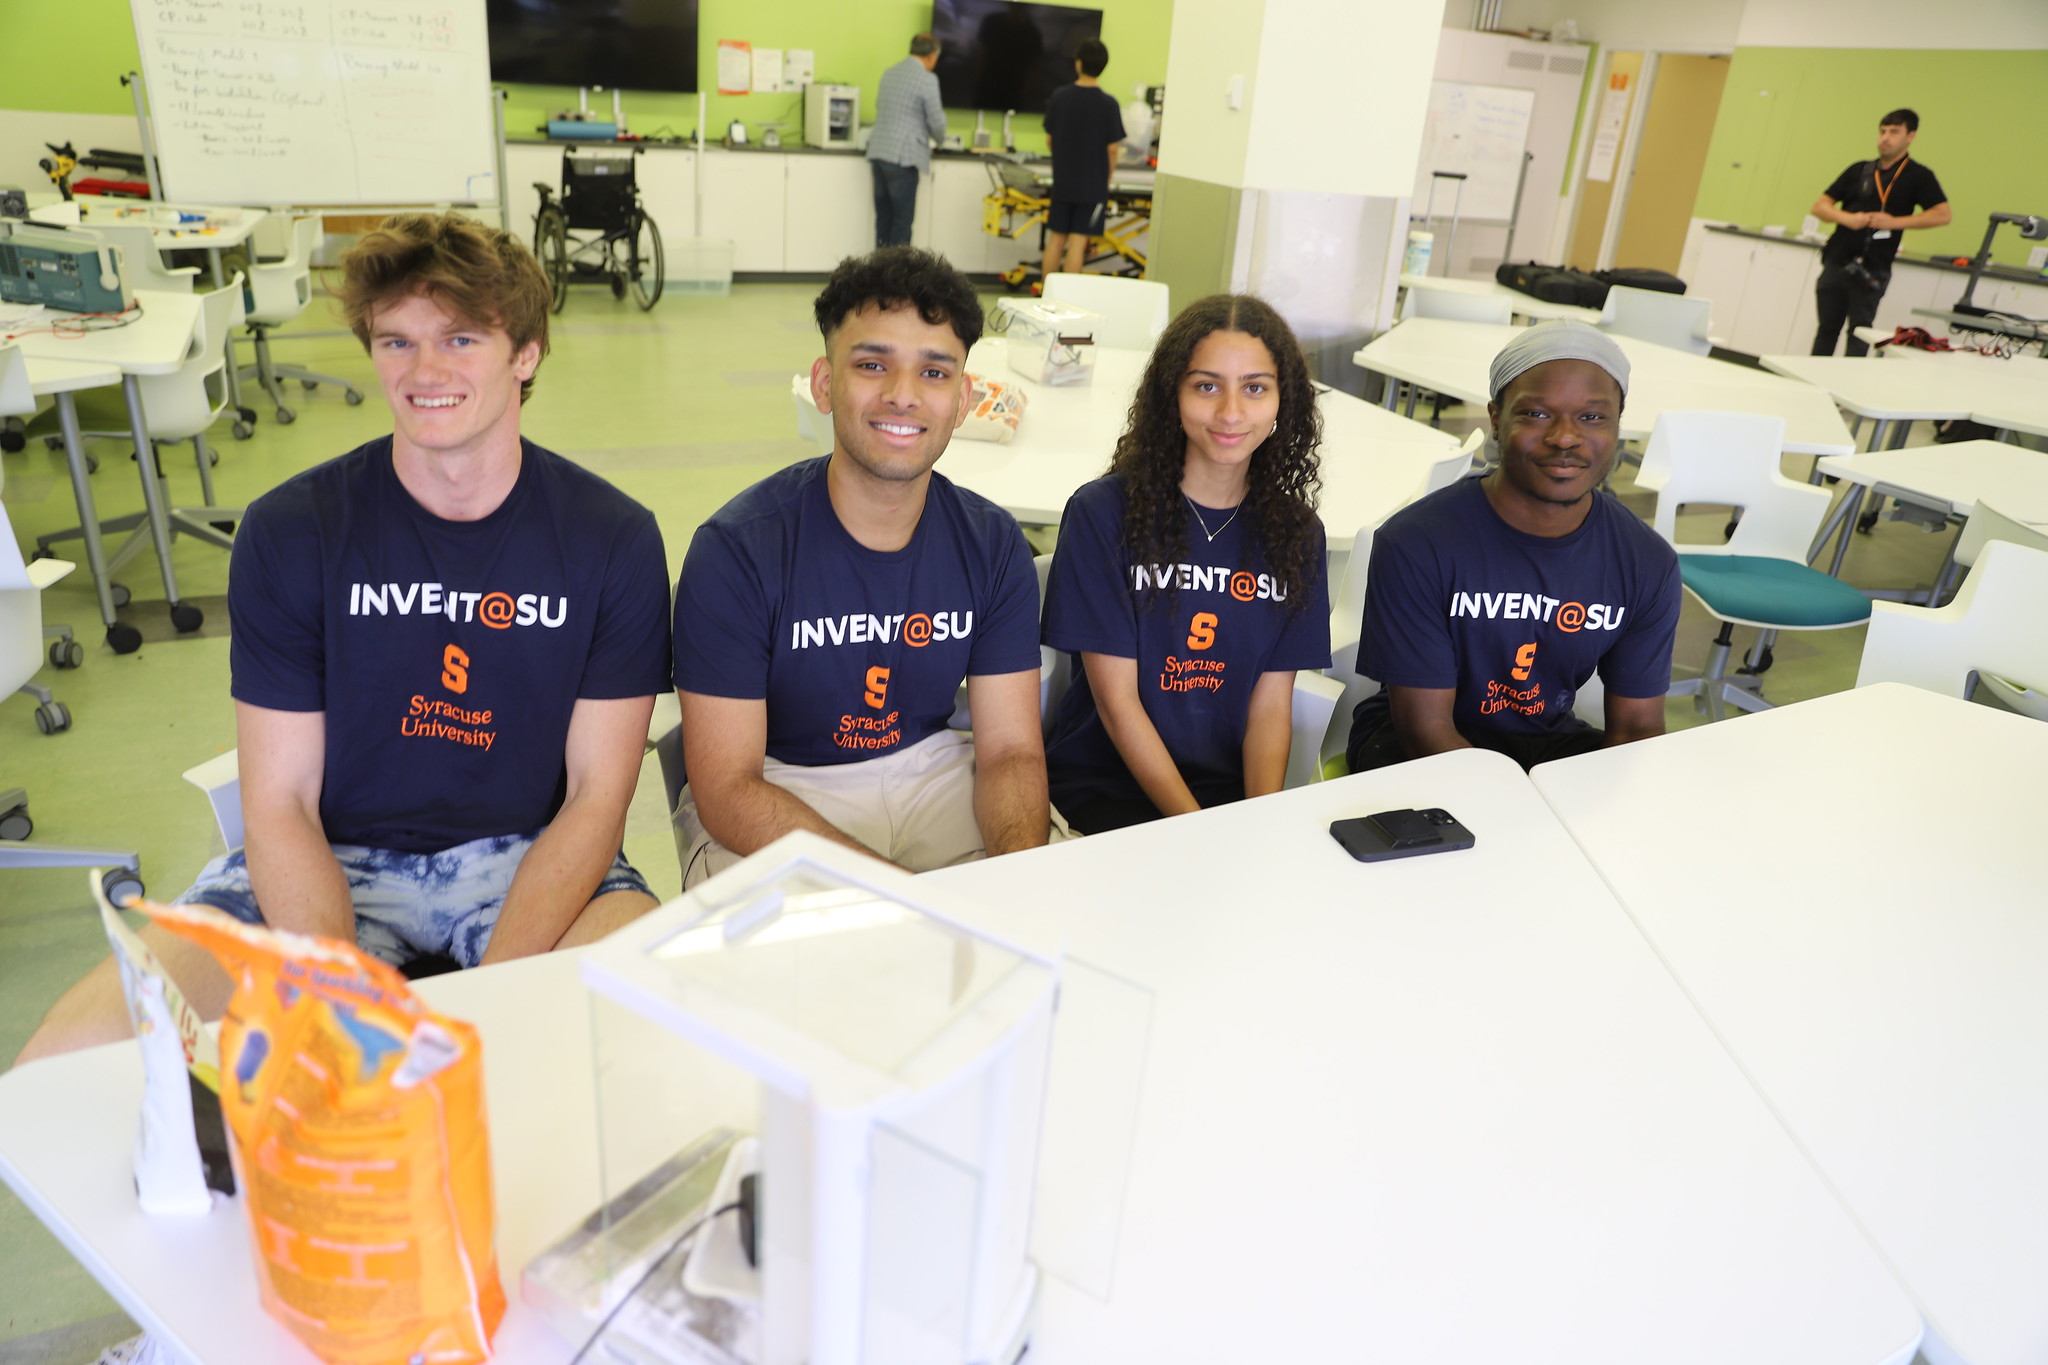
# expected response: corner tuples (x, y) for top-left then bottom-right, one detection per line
(228, 437), (673, 854)
(673, 458), (1041, 767)
(1044, 83), (1126, 205)
(1043, 476), (1331, 814)
(1354, 476), (1680, 740)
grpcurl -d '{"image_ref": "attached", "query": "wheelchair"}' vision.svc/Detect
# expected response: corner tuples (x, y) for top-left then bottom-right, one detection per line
(532, 146), (663, 313)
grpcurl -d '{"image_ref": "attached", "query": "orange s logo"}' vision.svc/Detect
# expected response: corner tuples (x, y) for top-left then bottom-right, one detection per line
(1187, 611), (1218, 651)
(441, 644), (470, 694)
(864, 665), (890, 709)
(1511, 642), (1536, 681)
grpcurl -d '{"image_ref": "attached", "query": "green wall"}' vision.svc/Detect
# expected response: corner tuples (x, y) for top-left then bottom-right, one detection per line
(2, 0), (1170, 158)
(1693, 47), (2048, 264)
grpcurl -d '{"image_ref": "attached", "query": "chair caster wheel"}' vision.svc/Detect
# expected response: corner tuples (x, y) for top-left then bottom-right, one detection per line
(102, 867), (145, 908)
(35, 701), (71, 734)
(87, 452), (100, 473)
(110, 583), (132, 607)
(233, 420), (255, 440)
(207, 448), (219, 467)
(1736, 646), (1775, 677)
(237, 406), (258, 425)
(45, 435), (65, 452)
(170, 602), (204, 633)
(0, 431), (22, 454)
(0, 805), (30, 841)
(344, 389), (364, 406)
(49, 639), (85, 669)
(275, 407), (296, 425)
(106, 623), (143, 654)
(211, 519), (237, 533)
(300, 379), (318, 391)
(1856, 510), (1880, 534)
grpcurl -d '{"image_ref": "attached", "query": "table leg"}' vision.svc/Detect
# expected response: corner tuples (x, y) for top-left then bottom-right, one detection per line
(1864, 418), (1890, 454)
(1379, 372), (1397, 411)
(1889, 419), (1914, 450)
(53, 394), (119, 631)
(120, 375), (183, 606)
(1404, 384), (1420, 419)
(1825, 485), (1862, 577)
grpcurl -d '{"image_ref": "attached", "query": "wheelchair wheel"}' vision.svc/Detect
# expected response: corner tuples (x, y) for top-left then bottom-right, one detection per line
(628, 209), (663, 311)
(537, 207), (570, 314)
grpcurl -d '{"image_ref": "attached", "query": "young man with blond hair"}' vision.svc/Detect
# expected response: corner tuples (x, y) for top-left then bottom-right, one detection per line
(18, 213), (670, 1064)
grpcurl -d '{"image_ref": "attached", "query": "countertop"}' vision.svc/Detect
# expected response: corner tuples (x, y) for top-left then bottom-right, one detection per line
(1705, 222), (2047, 283)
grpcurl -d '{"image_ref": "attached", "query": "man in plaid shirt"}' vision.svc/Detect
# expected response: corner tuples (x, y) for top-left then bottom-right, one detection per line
(866, 34), (947, 247)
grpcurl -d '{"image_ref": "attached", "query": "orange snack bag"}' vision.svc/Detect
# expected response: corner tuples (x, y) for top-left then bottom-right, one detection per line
(147, 902), (504, 1365)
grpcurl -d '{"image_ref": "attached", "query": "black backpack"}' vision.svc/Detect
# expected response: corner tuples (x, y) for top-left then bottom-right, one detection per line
(1595, 267), (1687, 295)
(1495, 261), (1607, 309)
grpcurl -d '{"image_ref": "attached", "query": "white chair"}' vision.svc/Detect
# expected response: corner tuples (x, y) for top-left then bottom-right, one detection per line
(790, 374), (835, 456)
(1916, 503), (2048, 717)
(1421, 425), (1486, 497)
(1397, 285), (1515, 325)
(1855, 538), (2048, 718)
(1041, 273), (1170, 350)
(1599, 284), (1712, 356)
(1646, 411), (1871, 720)
(79, 221), (200, 294)
(0, 500), (143, 891)
(235, 214), (364, 424)
(40, 277), (245, 577)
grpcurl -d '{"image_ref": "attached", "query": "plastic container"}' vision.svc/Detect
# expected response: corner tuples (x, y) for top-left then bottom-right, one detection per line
(1403, 228), (1434, 278)
(668, 236), (734, 296)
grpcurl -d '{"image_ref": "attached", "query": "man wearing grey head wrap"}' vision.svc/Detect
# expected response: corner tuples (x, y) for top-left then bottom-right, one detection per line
(1343, 321), (1681, 773)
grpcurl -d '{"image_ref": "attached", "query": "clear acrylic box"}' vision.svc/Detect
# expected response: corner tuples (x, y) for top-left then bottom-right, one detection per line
(546, 833), (1075, 1365)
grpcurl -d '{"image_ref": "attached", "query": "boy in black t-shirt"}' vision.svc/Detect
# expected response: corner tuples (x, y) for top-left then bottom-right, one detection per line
(1041, 39), (1127, 282)
(1810, 108), (1951, 356)
(18, 214), (672, 1064)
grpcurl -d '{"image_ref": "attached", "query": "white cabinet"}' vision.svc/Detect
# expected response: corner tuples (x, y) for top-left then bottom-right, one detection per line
(1691, 231), (1823, 355)
(699, 150), (788, 272)
(785, 154), (875, 271)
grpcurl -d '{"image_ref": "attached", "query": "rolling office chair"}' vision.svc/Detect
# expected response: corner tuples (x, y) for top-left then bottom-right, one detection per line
(1598, 284), (1713, 356)
(39, 277), (246, 614)
(235, 215), (364, 425)
(1855, 537), (2048, 718)
(0, 500), (144, 896)
(1643, 411), (1871, 720)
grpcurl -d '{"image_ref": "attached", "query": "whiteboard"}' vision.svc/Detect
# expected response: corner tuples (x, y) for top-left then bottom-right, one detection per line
(130, 0), (498, 207)
(1412, 81), (1534, 223)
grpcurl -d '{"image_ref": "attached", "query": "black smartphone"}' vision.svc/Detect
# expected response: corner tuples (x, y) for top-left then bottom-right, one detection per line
(1329, 807), (1476, 863)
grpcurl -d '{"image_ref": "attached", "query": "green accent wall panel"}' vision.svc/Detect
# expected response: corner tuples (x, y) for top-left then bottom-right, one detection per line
(1693, 47), (2048, 263)
(3, 0), (1171, 159)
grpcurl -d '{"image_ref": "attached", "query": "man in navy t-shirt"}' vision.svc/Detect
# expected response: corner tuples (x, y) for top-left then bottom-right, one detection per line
(19, 214), (671, 1064)
(672, 247), (1050, 884)
(1346, 321), (1680, 773)
(1040, 39), (1126, 282)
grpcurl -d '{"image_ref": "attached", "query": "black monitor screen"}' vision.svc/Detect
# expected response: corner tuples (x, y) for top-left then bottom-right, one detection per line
(488, 0), (699, 94)
(931, 1), (1105, 114)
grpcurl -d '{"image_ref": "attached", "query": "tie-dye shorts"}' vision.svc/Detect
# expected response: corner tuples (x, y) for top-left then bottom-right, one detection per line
(178, 831), (652, 969)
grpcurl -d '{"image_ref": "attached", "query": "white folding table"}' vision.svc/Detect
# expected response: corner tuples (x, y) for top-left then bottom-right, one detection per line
(937, 339), (1460, 553)
(1353, 317), (1857, 456)
(9, 290), (211, 636)
(1399, 273), (1605, 324)
(1805, 437), (2048, 578)
(1532, 683), (2048, 1365)
(0, 749), (1924, 1364)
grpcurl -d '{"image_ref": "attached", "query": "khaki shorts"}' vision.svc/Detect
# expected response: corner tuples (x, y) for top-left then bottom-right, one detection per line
(675, 729), (1069, 887)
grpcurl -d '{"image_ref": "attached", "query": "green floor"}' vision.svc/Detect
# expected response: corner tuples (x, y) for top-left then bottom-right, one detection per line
(0, 280), (1966, 1359)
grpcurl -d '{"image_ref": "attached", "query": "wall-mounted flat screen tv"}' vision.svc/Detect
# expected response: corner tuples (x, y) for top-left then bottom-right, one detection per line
(487, 0), (700, 94)
(931, 0), (1105, 114)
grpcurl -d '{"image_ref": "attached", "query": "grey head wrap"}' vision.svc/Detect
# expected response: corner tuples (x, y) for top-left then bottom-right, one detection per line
(1487, 320), (1630, 404)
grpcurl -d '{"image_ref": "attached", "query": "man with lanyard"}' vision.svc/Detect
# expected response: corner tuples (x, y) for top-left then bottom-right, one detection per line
(671, 246), (1052, 885)
(18, 213), (673, 1063)
(1810, 108), (1951, 356)
(1345, 322), (1681, 773)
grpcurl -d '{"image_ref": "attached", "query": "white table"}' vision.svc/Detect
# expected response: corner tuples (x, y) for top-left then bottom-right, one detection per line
(1761, 350), (2048, 448)
(10, 290), (209, 634)
(0, 750), (1924, 1364)
(74, 196), (266, 424)
(1354, 317), (1857, 456)
(939, 339), (1460, 553)
(1400, 272), (1605, 325)
(1531, 683), (2048, 1365)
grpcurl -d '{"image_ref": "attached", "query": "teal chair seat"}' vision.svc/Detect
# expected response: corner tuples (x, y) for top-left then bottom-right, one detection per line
(1678, 554), (1872, 628)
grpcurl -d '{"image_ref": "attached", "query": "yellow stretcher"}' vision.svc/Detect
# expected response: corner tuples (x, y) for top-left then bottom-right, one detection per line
(982, 160), (1152, 289)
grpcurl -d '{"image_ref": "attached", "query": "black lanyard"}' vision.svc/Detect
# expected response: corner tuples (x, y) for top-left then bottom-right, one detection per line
(1873, 156), (1909, 213)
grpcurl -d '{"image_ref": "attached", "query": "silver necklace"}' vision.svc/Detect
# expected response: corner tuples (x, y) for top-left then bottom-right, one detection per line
(1185, 494), (1243, 543)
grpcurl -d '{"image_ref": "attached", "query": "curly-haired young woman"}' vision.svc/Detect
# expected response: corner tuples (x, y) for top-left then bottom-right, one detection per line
(1041, 293), (1332, 834)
